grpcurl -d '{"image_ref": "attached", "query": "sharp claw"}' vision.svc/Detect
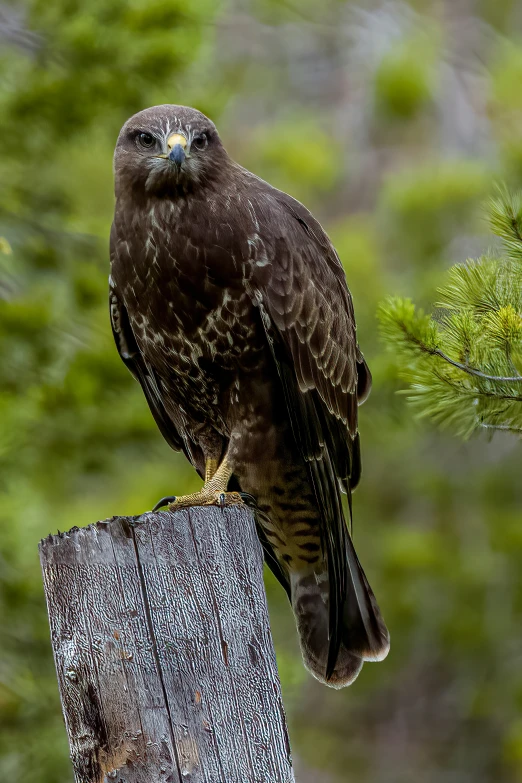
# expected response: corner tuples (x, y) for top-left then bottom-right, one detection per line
(218, 492), (226, 509)
(152, 495), (177, 512)
(239, 492), (257, 507)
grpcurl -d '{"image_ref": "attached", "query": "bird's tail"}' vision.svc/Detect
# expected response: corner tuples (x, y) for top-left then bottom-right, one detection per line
(290, 533), (390, 688)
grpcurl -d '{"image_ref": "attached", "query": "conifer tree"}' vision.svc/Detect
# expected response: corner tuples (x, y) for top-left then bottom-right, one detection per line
(379, 188), (522, 438)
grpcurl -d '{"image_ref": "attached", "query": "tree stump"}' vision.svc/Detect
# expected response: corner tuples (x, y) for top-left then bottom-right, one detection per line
(39, 506), (294, 783)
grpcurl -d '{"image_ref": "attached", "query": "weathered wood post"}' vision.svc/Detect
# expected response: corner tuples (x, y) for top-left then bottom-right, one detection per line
(39, 506), (294, 783)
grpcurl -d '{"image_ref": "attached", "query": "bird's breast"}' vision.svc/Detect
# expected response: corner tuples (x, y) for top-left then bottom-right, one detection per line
(111, 196), (268, 413)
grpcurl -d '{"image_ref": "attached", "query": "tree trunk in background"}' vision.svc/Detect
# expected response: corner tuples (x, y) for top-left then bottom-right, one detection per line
(39, 506), (294, 783)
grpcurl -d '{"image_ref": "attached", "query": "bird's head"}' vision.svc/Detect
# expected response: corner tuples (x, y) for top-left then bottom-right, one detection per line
(113, 105), (227, 197)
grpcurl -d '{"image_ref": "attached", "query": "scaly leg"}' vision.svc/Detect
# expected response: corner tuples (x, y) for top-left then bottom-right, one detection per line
(153, 457), (244, 511)
(205, 458), (219, 483)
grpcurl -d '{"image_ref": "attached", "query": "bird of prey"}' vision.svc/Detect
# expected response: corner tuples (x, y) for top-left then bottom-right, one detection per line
(110, 105), (389, 687)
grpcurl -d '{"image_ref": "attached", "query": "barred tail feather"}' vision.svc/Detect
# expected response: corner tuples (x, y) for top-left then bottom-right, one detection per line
(291, 535), (390, 688)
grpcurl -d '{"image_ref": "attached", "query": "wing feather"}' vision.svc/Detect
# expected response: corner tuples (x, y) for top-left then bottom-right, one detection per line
(250, 190), (372, 678)
(109, 284), (185, 455)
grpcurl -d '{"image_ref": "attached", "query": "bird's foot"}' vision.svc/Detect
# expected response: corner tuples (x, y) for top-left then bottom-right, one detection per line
(152, 456), (243, 512)
(153, 490), (244, 512)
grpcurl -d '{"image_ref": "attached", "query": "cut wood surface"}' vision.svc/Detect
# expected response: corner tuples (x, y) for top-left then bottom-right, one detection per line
(39, 506), (294, 783)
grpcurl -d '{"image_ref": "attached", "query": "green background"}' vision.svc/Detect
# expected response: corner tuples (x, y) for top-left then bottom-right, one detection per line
(1, 1), (522, 780)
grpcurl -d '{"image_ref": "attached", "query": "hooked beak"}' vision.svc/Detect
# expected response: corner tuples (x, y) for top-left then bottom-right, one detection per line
(166, 133), (187, 167)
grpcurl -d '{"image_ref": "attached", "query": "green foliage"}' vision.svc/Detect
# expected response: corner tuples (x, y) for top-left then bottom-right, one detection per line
(374, 33), (439, 119)
(380, 160), (491, 264)
(384, 162), (489, 217)
(379, 188), (522, 438)
(242, 115), (342, 203)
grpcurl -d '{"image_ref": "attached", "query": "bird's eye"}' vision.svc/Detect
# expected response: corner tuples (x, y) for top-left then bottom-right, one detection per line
(192, 133), (208, 150)
(137, 132), (155, 149)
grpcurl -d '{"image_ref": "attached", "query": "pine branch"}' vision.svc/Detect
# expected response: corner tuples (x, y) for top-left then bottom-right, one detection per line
(388, 311), (522, 382)
(378, 186), (522, 440)
(489, 185), (522, 262)
(479, 422), (522, 435)
(416, 341), (521, 383)
(438, 373), (522, 403)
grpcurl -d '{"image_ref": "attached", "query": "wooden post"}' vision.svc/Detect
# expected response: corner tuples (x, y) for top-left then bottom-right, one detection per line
(39, 506), (294, 783)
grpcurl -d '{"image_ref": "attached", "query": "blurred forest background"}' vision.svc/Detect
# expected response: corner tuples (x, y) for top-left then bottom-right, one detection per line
(1, 0), (522, 781)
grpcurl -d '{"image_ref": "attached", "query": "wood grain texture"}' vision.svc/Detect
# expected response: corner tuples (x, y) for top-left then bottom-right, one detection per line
(39, 507), (294, 783)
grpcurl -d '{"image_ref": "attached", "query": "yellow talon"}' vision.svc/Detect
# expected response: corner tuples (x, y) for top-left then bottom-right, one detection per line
(153, 457), (242, 512)
(167, 491), (244, 511)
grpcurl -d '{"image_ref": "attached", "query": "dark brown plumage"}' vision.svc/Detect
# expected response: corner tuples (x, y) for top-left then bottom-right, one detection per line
(110, 104), (389, 687)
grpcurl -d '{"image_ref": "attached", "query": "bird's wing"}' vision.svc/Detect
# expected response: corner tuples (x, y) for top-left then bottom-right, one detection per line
(248, 189), (374, 678)
(250, 189), (370, 484)
(109, 283), (184, 454)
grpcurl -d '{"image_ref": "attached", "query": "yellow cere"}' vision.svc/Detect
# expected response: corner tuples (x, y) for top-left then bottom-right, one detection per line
(167, 133), (187, 150)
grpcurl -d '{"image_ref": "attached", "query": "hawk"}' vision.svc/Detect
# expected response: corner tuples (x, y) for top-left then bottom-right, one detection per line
(110, 105), (389, 687)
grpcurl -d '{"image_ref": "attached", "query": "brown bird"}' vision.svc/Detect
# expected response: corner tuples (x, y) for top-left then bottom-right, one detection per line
(110, 105), (389, 687)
